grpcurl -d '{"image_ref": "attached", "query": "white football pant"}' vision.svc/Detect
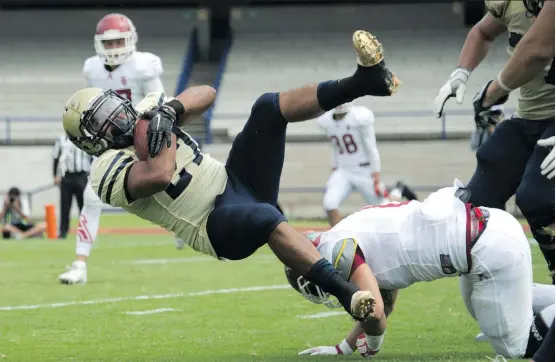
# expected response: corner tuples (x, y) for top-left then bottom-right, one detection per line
(75, 181), (103, 257)
(459, 208), (534, 359)
(323, 168), (384, 210)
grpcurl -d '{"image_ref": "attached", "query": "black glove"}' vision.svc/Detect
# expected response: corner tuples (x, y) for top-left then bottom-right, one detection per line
(142, 105), (177, 158)
(472, 80), (509, 128)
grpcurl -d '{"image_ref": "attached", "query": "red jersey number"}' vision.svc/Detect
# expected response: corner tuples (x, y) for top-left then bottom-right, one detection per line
(115, 88), (132, 102)
(330, 133), (358, 154)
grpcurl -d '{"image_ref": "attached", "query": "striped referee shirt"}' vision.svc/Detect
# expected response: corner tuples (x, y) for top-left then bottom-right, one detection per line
(52, 134), (93, 177)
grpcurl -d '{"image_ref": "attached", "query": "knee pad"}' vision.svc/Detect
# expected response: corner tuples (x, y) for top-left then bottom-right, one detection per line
(525, 305), (555, 358)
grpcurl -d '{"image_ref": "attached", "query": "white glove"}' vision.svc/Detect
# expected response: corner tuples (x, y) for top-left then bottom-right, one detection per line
(298, 340), (353, 356)
(538, 136), (555, 180)
(433, 68), (471, 118)
(356, 334), (381, 358)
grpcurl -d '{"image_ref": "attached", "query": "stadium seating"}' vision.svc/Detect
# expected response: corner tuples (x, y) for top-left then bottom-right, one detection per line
(211, 4), (517, 138)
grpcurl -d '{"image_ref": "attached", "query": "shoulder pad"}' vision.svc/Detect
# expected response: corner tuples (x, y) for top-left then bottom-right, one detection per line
(135, 52), (164, 79)
(82, 56), (101, 78)
(331, 237), (359, 280)
(316, 112), (331, 128)
(135, 92), (167, 113)
(353, 106), (375, 127)
(485, 0), (511, 18)
(90, 148), (130, 185)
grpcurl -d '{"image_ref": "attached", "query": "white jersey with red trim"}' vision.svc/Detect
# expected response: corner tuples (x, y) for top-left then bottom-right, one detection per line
(316, 181), (470, 290)
(83, 51), (164, 106)
(317, 106), (378, 171)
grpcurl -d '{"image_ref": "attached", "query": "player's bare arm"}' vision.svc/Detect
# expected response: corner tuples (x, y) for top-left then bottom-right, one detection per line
(344, 289), (398, 351)
(126, 132), (177, 200)
(173, 85), (216, 127)
(457, 13), (507, 71)
(350, 263), (387, 334)
(483, 0), (555, 107)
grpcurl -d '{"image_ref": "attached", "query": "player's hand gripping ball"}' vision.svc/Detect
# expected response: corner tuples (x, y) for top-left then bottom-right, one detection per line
(134, 105), (176, 160)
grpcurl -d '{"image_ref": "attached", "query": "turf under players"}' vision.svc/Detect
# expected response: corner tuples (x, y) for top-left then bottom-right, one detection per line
(61, 30), (400, 322)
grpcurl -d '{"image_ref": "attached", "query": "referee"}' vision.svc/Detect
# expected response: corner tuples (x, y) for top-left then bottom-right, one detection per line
(52, 134), (93, 239)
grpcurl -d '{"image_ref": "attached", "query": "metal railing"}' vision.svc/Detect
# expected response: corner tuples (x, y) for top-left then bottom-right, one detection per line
(0, 107), (517, 145)
(1, 182), (522, 219)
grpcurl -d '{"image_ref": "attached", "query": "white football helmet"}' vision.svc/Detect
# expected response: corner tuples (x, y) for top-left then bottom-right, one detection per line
(94, 13), (138, 66)
(284, 265), (341, 309)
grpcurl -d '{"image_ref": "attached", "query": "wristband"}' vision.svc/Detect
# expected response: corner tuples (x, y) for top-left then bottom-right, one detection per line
(166, 99), (186, 117)
(497, 72), (515, 93)
(336, 339), (354, 355)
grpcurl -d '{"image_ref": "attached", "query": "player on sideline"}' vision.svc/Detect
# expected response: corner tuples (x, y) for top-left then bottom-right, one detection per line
(433, 0), (555, 280)
(286, 181), (555, 359)
(61, 30), (400, 321)
(317, 102), (417, 226)
(57, 13), (189, 284)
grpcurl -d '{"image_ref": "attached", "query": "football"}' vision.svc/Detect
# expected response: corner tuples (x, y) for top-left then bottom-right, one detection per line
(133, 118), (150, 161)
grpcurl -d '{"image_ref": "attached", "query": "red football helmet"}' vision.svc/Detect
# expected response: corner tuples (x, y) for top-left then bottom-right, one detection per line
(94, 13), (138, 66)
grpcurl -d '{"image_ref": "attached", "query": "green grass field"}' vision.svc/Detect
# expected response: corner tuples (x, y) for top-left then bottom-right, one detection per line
(0, 214), (549, 362)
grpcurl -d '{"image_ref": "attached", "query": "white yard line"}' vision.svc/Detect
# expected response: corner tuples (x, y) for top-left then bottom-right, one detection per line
(0, 284), (290, 312)
(296, 311), (346, 319)
(125, 308), (181, 316)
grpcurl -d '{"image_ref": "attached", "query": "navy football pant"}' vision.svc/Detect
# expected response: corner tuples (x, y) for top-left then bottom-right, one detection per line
(207, 93), (287, 260)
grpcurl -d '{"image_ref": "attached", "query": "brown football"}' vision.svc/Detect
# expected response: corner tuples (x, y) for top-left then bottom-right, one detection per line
(133, 118), (150, 161)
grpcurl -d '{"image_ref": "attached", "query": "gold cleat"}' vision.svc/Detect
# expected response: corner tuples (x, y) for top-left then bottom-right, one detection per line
(353, 30), (385, 67)
(350, 290), (376, 320)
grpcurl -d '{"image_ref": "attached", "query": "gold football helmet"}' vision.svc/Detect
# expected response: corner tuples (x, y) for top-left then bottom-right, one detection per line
(62, 87), (137, 156)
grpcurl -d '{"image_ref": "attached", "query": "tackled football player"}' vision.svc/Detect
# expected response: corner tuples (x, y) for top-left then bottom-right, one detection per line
(61, 30), (400, 322)
(433, 0), (555, 282)
(287, 181), (555, 359)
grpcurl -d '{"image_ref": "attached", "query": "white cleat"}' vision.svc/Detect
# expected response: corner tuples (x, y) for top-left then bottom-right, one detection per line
(475, 332), (489, 342)
(59, 260), (87, 285)
(350, 290), (376, 320)
(175, 237), (185, 250)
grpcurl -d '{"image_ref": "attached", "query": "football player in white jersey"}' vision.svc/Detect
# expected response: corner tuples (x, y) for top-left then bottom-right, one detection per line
(61, 30), (402, 323)
(318, 103), (383, 226)
(58, 13), (172, 285)
(286, 180), (555, 359)
(318, 103), (418, 226)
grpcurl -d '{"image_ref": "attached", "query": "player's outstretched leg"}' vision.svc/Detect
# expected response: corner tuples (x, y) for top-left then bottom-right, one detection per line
(269, 30), (397, 320)
(277, 31), (398, 124)
(212, 30), (397, 320)
(59, 183), (102, 285)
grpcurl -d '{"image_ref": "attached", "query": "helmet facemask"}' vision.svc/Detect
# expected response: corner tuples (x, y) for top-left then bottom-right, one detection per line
(284, 266), (341, 309)
(70, 90), (137, 156)
(95, 33), (136, 66)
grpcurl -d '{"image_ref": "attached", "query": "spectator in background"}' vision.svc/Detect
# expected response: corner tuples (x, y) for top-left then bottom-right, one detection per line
(52, 134), (93, 239)
(1, 187), (46, 240)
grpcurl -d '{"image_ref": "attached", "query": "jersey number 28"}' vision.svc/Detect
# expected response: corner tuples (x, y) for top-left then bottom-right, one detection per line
(330, 134), (358, 154)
